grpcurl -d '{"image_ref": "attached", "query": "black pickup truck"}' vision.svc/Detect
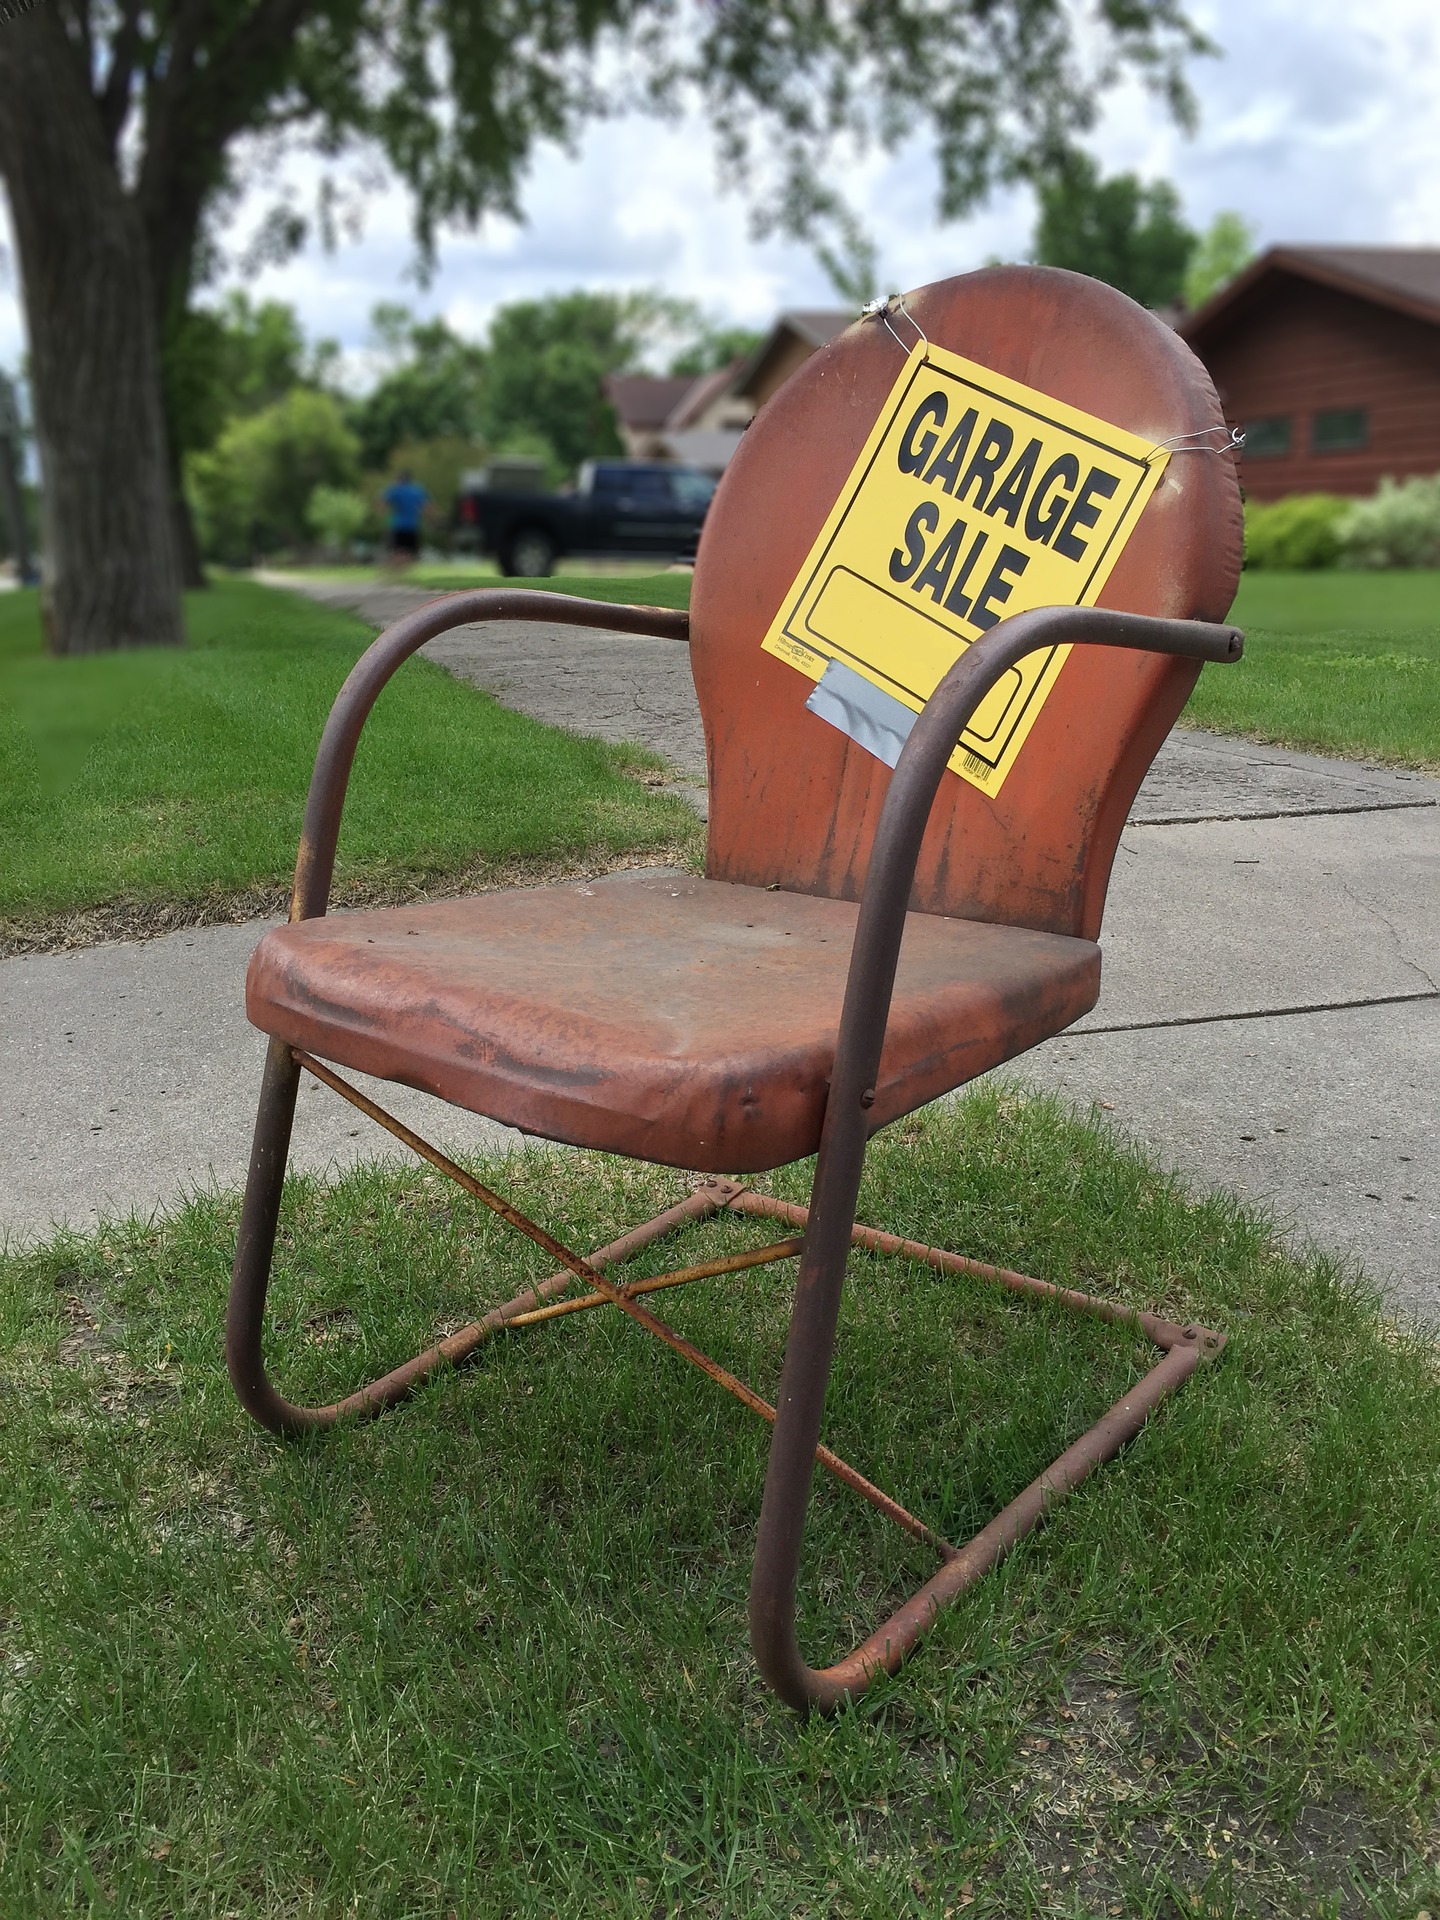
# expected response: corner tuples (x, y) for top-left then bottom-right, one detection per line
(456, 459), (717, 576)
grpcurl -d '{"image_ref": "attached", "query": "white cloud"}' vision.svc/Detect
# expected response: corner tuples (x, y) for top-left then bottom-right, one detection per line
(3, 0), (1437, 383)
(1092, 0), (1440, 245)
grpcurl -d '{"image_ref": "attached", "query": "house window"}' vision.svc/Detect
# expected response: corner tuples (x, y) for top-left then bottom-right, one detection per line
(1243, 416), (1292, 458)
(1313, 407), (1368, 453)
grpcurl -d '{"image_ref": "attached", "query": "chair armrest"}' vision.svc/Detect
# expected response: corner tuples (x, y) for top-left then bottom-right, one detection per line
(831, 604), (1242, 1117)
(288, 589), (690, 920)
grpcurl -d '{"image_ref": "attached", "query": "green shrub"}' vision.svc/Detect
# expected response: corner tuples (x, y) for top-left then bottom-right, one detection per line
(1242, 492), (1346, 570)
(386, 433), (490, 526)
(1338, 473), (1440, 569)
(305, 484), (371, 554)
(188, 388), (360, 563)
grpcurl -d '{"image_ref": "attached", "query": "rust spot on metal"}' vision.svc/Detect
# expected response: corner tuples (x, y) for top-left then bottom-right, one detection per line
(246, 876), (1101, 1172)
(504, 1236), (806, 1327)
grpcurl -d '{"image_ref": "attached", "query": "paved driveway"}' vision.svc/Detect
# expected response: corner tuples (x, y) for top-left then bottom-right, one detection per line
(3, 581), (1435, 1325)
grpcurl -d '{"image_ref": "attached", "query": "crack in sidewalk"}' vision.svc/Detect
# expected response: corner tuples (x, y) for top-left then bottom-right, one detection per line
(1069, 988), (1440, 1037)
(1129, 798), (1438, 827)
(1337, 881), (1440, 994)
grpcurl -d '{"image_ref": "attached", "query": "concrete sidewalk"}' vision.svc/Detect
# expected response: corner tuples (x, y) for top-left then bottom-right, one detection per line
(2, 581), (1435, 1326)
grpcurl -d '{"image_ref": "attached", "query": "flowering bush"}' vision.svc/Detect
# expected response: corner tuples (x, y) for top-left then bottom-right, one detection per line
(1337, 474), (1440, 570)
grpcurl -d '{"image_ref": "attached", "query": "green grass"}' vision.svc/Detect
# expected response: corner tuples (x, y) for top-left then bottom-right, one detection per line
(4, 558), (1434, 947)
(464, 568), (693, 609)
(1187, 569), (1440, 768)
(428, 563), (1440, 773)
(2, 1087), (1436, 1916)
(0, 580), (697, 943)
(371, 561), (1440, 771)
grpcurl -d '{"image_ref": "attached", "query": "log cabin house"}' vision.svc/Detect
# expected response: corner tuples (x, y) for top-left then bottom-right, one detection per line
(1177, 247), (1440, 500)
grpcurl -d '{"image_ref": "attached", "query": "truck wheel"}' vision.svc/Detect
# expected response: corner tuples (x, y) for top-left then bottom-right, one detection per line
(501, 527), (557, 578)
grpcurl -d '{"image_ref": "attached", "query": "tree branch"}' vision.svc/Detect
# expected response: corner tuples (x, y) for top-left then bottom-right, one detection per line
(53, 0), (92, 72)
(97, 0), (145, 154)
(40, 0), (94, 98)
(139, 0), (313, 310)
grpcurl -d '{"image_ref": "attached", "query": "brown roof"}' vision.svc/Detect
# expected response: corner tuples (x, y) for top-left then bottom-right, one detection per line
(1295, 248), (1440, 312)
(1180, 246), (1440, 342)
(666, 354), (749, 429)
(605, 374), (697, 432)
(733, 309), (855, 398)
(781, 308), (856, 348)
(610, 311), (856, 428)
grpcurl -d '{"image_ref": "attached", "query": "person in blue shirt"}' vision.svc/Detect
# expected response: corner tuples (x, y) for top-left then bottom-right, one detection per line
(381, 470), (430, 567)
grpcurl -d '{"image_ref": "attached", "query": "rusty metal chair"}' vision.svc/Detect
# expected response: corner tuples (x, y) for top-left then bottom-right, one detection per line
(227, 267), (1244, 1712)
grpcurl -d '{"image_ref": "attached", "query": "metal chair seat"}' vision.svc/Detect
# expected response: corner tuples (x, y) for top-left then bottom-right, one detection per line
(247, 870), (1101, 1173)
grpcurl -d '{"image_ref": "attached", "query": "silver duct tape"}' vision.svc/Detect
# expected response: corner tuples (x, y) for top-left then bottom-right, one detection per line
(805, 658), (917, 770)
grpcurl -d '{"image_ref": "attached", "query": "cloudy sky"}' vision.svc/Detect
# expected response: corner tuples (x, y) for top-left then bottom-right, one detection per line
(3, 0), (1438, 380)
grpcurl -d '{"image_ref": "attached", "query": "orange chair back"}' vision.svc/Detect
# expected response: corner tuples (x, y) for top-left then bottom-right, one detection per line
(690, 266), (1243, 940)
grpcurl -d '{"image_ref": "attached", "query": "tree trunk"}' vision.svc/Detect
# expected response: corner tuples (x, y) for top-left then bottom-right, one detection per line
(170, 443), (209, 590)
(0, 7), (184, 652)
(0, 371), (34, 583)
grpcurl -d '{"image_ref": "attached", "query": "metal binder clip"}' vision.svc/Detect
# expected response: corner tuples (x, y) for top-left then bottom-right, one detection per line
(1148, 424), (1245, 460)
(862, 294), (930, 359)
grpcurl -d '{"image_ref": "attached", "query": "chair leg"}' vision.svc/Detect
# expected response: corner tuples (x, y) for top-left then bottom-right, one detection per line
(229, 1045), (1220, 1710)
(748, 1105), (874, 1711)
(225, 1041), (743, 1437)
(746, 1142), (1221, 1714)
(227, 1037), (312, 1434)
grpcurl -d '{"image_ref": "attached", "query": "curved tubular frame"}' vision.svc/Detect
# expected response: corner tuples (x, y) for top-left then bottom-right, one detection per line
(288, 590), (689, 922)
(747, 605), (1242, 1710)
(227, 589), (1241, 1715)
(227, 593), (690, 1431)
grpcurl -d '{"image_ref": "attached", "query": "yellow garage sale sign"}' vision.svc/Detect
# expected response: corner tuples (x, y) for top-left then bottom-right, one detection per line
(762, 338), (1169, 797)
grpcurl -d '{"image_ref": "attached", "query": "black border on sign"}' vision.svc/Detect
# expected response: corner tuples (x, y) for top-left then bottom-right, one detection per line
(776, 353), (1154, 769)
(801, 567), (1031, 766)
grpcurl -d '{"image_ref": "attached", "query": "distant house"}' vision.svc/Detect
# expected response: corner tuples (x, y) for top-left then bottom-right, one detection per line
(605, 374), (698, 461)
(606, 359), (753, 473)
(729, 309), (854, 411)
(1178, 247), (1440, 500)
(605, 308), (854, 474)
